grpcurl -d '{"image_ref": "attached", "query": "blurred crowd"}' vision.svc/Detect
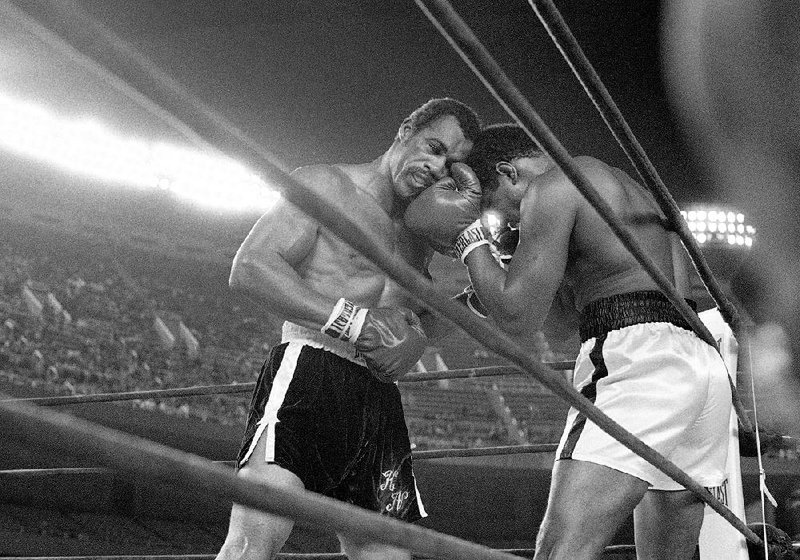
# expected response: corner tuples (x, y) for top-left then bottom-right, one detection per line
(1, 225), (797, 457)
(0, 229), (274, 427)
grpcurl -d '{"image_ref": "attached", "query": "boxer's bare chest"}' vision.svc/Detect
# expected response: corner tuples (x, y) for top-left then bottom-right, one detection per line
(304, 177), (428, 305)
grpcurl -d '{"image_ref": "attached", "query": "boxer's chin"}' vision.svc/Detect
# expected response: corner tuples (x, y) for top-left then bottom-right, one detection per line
(398, 177), (425, 200)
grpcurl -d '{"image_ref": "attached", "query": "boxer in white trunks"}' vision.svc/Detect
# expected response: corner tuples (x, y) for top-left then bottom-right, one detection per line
(215, 98), (480, 560)
(404, 123), (731, 560)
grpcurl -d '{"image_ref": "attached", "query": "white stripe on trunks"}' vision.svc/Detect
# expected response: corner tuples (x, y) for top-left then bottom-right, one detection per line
(240, 342), (302, 466)
(413, 475), (428, 517)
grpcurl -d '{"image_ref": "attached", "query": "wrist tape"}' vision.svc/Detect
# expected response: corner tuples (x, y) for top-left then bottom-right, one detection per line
(454, 219), (489, 263)
(322, 298), (369, 343)
(488, 243), (507, 269)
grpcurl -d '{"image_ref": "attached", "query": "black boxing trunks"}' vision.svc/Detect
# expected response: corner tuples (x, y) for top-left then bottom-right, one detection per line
(237, 324), (425, 521)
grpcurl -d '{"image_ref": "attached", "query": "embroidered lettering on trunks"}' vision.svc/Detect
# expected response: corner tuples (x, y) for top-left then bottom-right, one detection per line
(380, 467), (409, 513)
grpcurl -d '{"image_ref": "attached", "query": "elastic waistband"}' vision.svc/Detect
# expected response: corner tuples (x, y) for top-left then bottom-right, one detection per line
(281, 321), (366, 366)
(579, 291), (697, 343)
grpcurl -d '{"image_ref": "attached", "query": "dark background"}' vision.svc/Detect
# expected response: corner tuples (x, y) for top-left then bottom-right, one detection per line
(1, 0), (714, 205)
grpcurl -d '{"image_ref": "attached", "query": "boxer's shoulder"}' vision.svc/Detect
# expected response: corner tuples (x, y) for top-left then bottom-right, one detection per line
(290, 164), (370, 207)
(291, 163), (348, 190)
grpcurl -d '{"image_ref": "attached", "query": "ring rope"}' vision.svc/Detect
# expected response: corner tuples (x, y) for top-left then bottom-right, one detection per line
(415, 443), (558, 459)
(404, 362), (575, 381)
(0, 556), (344, 560)
(10, 0), (761, 546)
(528, 0), (741, 332)
(0, 363), (575, 407)
(526, 0), (754, 434)
(0, 397), (522, 560)
(0, 443), (563, 479)
(0, 545), (640, 560)
(744, 333), (779, 559)
(7, 542), (800, 560)
(0, 2), (210, 155)
(719, 302), (776, 540)
(2, 383), (253, 407)
(1, 0), (290, 175)
(414, 0), (716, 354)
(413, 0), (759, 545)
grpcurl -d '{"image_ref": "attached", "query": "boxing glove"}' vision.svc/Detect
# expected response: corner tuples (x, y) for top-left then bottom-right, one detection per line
(322, 298), (427, 382)
(404, 162), (484, 257)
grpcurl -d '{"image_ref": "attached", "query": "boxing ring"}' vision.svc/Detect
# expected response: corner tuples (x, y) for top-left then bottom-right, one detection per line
(1, 0), (792, 556)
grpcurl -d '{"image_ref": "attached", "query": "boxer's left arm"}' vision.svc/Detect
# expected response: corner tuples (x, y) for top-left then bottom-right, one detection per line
(397, 268), (457, 341)
(403, 165), (486, 339)
(464, 167), (580, 339)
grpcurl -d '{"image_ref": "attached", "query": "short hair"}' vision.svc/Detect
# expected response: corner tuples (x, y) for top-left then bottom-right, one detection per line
(466, 123), (543, 194)
(403, 97), (482, 142)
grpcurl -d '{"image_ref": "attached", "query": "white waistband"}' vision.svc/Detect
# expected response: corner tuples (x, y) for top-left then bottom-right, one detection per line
(281, 321), (366, 366)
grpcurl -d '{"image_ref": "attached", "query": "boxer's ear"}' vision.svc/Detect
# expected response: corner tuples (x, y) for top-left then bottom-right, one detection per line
(495, 161), (518, 184)
(397, 118), (413, 142)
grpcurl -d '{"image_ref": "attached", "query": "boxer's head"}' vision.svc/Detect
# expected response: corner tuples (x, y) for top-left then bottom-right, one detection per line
(400, 97), (481, 144)
(467, 123), (550, 223)
(389, 98), (481, 199)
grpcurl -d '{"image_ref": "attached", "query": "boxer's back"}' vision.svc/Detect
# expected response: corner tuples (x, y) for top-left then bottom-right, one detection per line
(565, 157), (686, 310)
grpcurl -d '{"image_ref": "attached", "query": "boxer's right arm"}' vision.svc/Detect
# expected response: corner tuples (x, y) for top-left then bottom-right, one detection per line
(231, 166), (428, 381)
(229, 166), (336, 330)
(465, 165), (581, 337)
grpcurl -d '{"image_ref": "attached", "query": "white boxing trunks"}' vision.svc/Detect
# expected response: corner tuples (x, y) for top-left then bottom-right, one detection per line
(557, 291), (732, 490)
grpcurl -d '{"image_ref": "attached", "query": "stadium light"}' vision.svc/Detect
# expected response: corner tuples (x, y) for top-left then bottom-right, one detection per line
(0, 91), (279, 213)
(681, 204), (756, 248)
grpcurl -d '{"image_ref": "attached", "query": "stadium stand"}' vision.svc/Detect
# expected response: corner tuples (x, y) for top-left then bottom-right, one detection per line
(2, 203), (799, 558)
(0, 213), (582, 447)
(1, 214), (798, 456)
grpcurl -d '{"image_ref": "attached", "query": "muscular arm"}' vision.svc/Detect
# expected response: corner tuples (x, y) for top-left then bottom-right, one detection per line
(464, 165), (581, 340)
(542, 280), (581, 347)
(228, 166), (338, 330)
(384, 257), (457, 342)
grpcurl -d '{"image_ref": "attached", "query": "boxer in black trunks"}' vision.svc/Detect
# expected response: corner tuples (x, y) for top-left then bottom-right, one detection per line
(215, 98), (480, 560)
(404, 123), (731, 560)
